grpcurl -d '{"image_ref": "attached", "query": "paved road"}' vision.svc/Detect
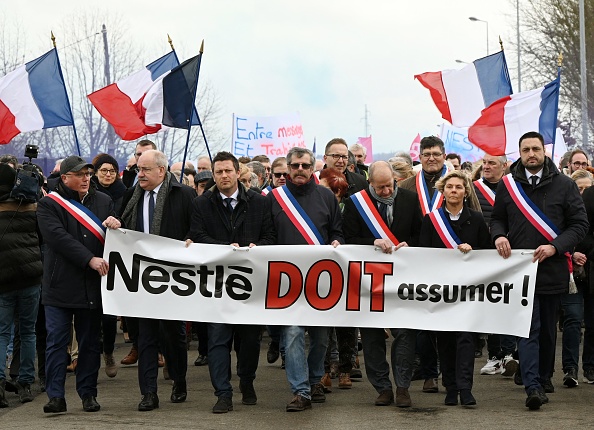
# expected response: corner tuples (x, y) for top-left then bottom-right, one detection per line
(1, 332), (593, 429)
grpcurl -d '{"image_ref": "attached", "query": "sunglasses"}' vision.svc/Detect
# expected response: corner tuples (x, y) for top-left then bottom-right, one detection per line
(289, 163), (312, 170)
(273, 172), (288, 178)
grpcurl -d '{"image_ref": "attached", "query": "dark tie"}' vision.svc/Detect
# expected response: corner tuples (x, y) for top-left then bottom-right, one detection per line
(148, 190), (155, 229)
(379, 202), (390, 226)
(530, 175), (538, 188)
(224, 197), (234, 216)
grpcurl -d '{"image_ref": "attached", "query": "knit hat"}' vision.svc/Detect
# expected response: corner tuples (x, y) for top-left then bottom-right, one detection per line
(60, 155), (94, 175)
(93, 154), (119, 173)
(0, 163), (16, 193)
(194, 170), (213, 183)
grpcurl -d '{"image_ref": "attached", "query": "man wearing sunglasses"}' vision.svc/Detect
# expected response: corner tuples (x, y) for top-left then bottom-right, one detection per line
(323, 138), (368, 198)
(268, 147), (344, 412)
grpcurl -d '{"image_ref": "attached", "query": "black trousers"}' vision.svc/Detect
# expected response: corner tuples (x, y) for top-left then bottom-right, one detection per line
(436, 331), (474, 391)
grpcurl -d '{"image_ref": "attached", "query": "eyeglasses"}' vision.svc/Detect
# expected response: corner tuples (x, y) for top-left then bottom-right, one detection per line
(421, 152), (443, 159)
(572, 161), (589, 168)
(289, 163), (312, 170)
(326, 154), (349, 161)
(65, 171), (92, 178)
(99, 168), (116, 175)
(273, 172), (288, 178)
(138, 166), (157, 173)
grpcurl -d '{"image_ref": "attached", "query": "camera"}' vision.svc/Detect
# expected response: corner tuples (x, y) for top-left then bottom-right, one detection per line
(25, 144), (39, 160)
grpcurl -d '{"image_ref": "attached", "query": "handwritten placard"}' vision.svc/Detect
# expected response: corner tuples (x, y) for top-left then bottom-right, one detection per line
(232, 113), (305, 158)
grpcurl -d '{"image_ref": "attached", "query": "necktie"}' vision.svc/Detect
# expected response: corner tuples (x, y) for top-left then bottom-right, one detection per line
(379, 202), (390, 226)
(224, 197), (234, 216)
(148, 191), (155, 229)
(530, 175), (538, 188)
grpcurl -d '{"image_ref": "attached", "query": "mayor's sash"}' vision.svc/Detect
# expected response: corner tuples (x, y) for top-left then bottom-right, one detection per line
(271, 185), (324, 245)
(428, 207), (462, 249)
(350, 190), (399, 245)
(47, 191), (106, 244)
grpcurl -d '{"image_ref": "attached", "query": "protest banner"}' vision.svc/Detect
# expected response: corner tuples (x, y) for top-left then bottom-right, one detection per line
(102, 229), (538, 337)
(231, 112), (305, 158)
(440, 123), (484, 162)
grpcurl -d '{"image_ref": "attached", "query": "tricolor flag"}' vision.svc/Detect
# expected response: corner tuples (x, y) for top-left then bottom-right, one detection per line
(144, 53), (201, 129)
(415, 51), (512, 127)
(0, 49), (73, 145)
(468, 77), (560, 156)
(87, 51), (179, 140)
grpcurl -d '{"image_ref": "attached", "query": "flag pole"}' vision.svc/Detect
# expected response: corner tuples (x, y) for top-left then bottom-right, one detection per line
(52, 31), (81, 156)
(170, 36), (212, 165)
(551, 53), (563, 161)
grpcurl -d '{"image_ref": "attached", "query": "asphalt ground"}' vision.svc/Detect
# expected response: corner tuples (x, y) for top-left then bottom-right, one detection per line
(1, 330), (593, 430)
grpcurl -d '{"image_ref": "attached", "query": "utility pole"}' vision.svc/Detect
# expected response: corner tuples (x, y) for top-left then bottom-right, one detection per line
(363, 104), (370, 136)
(579, 0), (589, 148)
(102, 24), (116, 156)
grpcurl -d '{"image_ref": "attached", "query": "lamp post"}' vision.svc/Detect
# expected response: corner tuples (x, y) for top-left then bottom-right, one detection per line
(469, 16), (489, 56)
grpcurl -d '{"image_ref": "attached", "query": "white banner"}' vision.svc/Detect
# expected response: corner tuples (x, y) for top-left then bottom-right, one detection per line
(231, 112), (305, 159)
(102, 229), (538, 337)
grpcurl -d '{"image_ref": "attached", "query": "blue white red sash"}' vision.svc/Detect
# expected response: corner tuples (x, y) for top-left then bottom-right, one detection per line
(47, 192), (107, 244)
(350, 190), (399, 245)
(502, 173), (559, 241)
(271, 186), (324, 245)
(416, 166), (446, 216)
(428, 207), (462, 249)
(473, 179), (496, 206)
(261, 185), (273, 196)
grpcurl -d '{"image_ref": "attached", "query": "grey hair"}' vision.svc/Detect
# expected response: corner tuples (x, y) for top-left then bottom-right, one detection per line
(287, 147), (315, 165)
(141, 150), (169, 168)
(349, 143), (367, 156)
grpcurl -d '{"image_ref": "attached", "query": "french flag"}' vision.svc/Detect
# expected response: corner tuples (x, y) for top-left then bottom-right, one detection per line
(87, 51), (179, 140)
(468, 77), (560, 156)
(415, 51), (513, 127)
(0, 49), (73, 145)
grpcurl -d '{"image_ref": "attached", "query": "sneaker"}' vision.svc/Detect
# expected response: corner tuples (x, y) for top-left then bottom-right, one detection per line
(104, 353), (118, 378)
(480, 357), (503, 375)
(563, 368), (579, 388)
(310, 383), (326, 403)
(321, 372), (332, 393)
(502, 354), (519, 377)
(584, 368), (594, 384)
(338, 373), (352, 389)
(16, 382), (34, 403)
(286, 395), (311, 412)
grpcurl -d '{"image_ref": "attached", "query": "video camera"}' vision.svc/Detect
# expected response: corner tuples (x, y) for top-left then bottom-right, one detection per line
(9, 145), (43, 202)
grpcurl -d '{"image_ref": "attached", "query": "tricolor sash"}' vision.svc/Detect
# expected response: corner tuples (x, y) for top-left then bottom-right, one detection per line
(350, 190), (399, 245)
(416, 166), (446, 216)
(428, 207), (462, 249)
(474, 179), (496, 206)
(502, 173), (559, 241)
(261, 185), (273, 196)
(271, 186), (324, 245)
(47, 192), (107, 244)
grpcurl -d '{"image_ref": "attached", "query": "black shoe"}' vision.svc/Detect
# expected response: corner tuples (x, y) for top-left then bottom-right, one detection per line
(240, 380), (257, 405)
(563, 368), (579, 388)
(267, 342), (280, 364)
(0, 380), (8, 408)
(212, 396), (233, 413)
(459, 389), (476, 406)
(171, 381), (187, 403)
(514, 364), (524, 386)
(194, 355), (208, 366)
(310, 383), (326, 403)
(44, 397), (67, 413)
(138, 392), (159, 411)
(4, 379), (17, 393)
(39, 377), (46, 393)
(16, 382), (34, 403)
(82, 396), (101, 412)
(444, 389), (458, 406)
(542, 378), (555, 393)
(525, 389), (542, 410)
(538, 387), (549, 404)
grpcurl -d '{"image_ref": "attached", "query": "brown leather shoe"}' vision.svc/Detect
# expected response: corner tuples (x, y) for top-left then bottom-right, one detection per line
(395, 387), (412, 407)
(66, 358), (77, 373)
(158, 353), (165, 368)
(286, 395), (312, 412)
(121, 346), (138, 365)
(321, 373), (332, 393)
(338, 373), (352, 389)
(422, 378), (439, 393)
(375, 390), (394, 406)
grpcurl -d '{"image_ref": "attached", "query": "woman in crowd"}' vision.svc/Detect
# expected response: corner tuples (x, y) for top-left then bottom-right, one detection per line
(419, 170), (491, 407)
(318, 168), (349, 212)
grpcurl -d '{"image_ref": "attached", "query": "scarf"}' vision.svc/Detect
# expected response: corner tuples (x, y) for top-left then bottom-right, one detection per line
(368, 184), (398, 226)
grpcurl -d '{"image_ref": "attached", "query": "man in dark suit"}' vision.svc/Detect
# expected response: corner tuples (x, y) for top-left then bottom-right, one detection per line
(323, 138), (368, 198)
(342, 160), (423, 408)
(119, 150), (196, 411)
(186, 151), (275, 413)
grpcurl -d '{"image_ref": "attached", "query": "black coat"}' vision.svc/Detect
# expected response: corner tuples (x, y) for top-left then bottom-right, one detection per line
(420, 206), (491, 250)
(37, 182), (114, 309)
(343, 170), (368, 199)
(342, 187), (423, 247)
(490, 157), (589, 294)
(187, 183), (276, 246)
(120, 179), (196, 241)
(473, 178), (498, 226)
(92, 175), (127, 214)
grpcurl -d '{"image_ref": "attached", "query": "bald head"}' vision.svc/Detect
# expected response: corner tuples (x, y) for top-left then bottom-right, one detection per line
(369, 161), (393, 182)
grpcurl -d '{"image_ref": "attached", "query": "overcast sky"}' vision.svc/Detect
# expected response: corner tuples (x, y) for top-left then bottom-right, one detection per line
(6, 0), (520, 155)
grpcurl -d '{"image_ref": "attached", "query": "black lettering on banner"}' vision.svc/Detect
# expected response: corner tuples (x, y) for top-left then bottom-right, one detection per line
(142, 265), (169, 294)
(226, 265), (254, 301)
(171, 269), (197, 296)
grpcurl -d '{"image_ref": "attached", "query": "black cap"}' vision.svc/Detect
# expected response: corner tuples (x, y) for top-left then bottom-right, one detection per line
(194, 170), (213, 183)
(60, 156), (94, 175)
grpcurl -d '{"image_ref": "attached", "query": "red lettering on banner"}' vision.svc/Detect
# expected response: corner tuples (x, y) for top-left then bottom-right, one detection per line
(305, 260), (344, 311)
(365, 262), (393, 312)
(346, 261), (362, 311)
(266, 262), (303, 309)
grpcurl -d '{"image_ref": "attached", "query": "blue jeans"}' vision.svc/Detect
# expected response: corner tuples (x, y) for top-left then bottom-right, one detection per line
(0, 286), (40, 385)
(562, 290), (584, 371)
(283, 326), (328, 399)
(45, 306), (102, 399)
